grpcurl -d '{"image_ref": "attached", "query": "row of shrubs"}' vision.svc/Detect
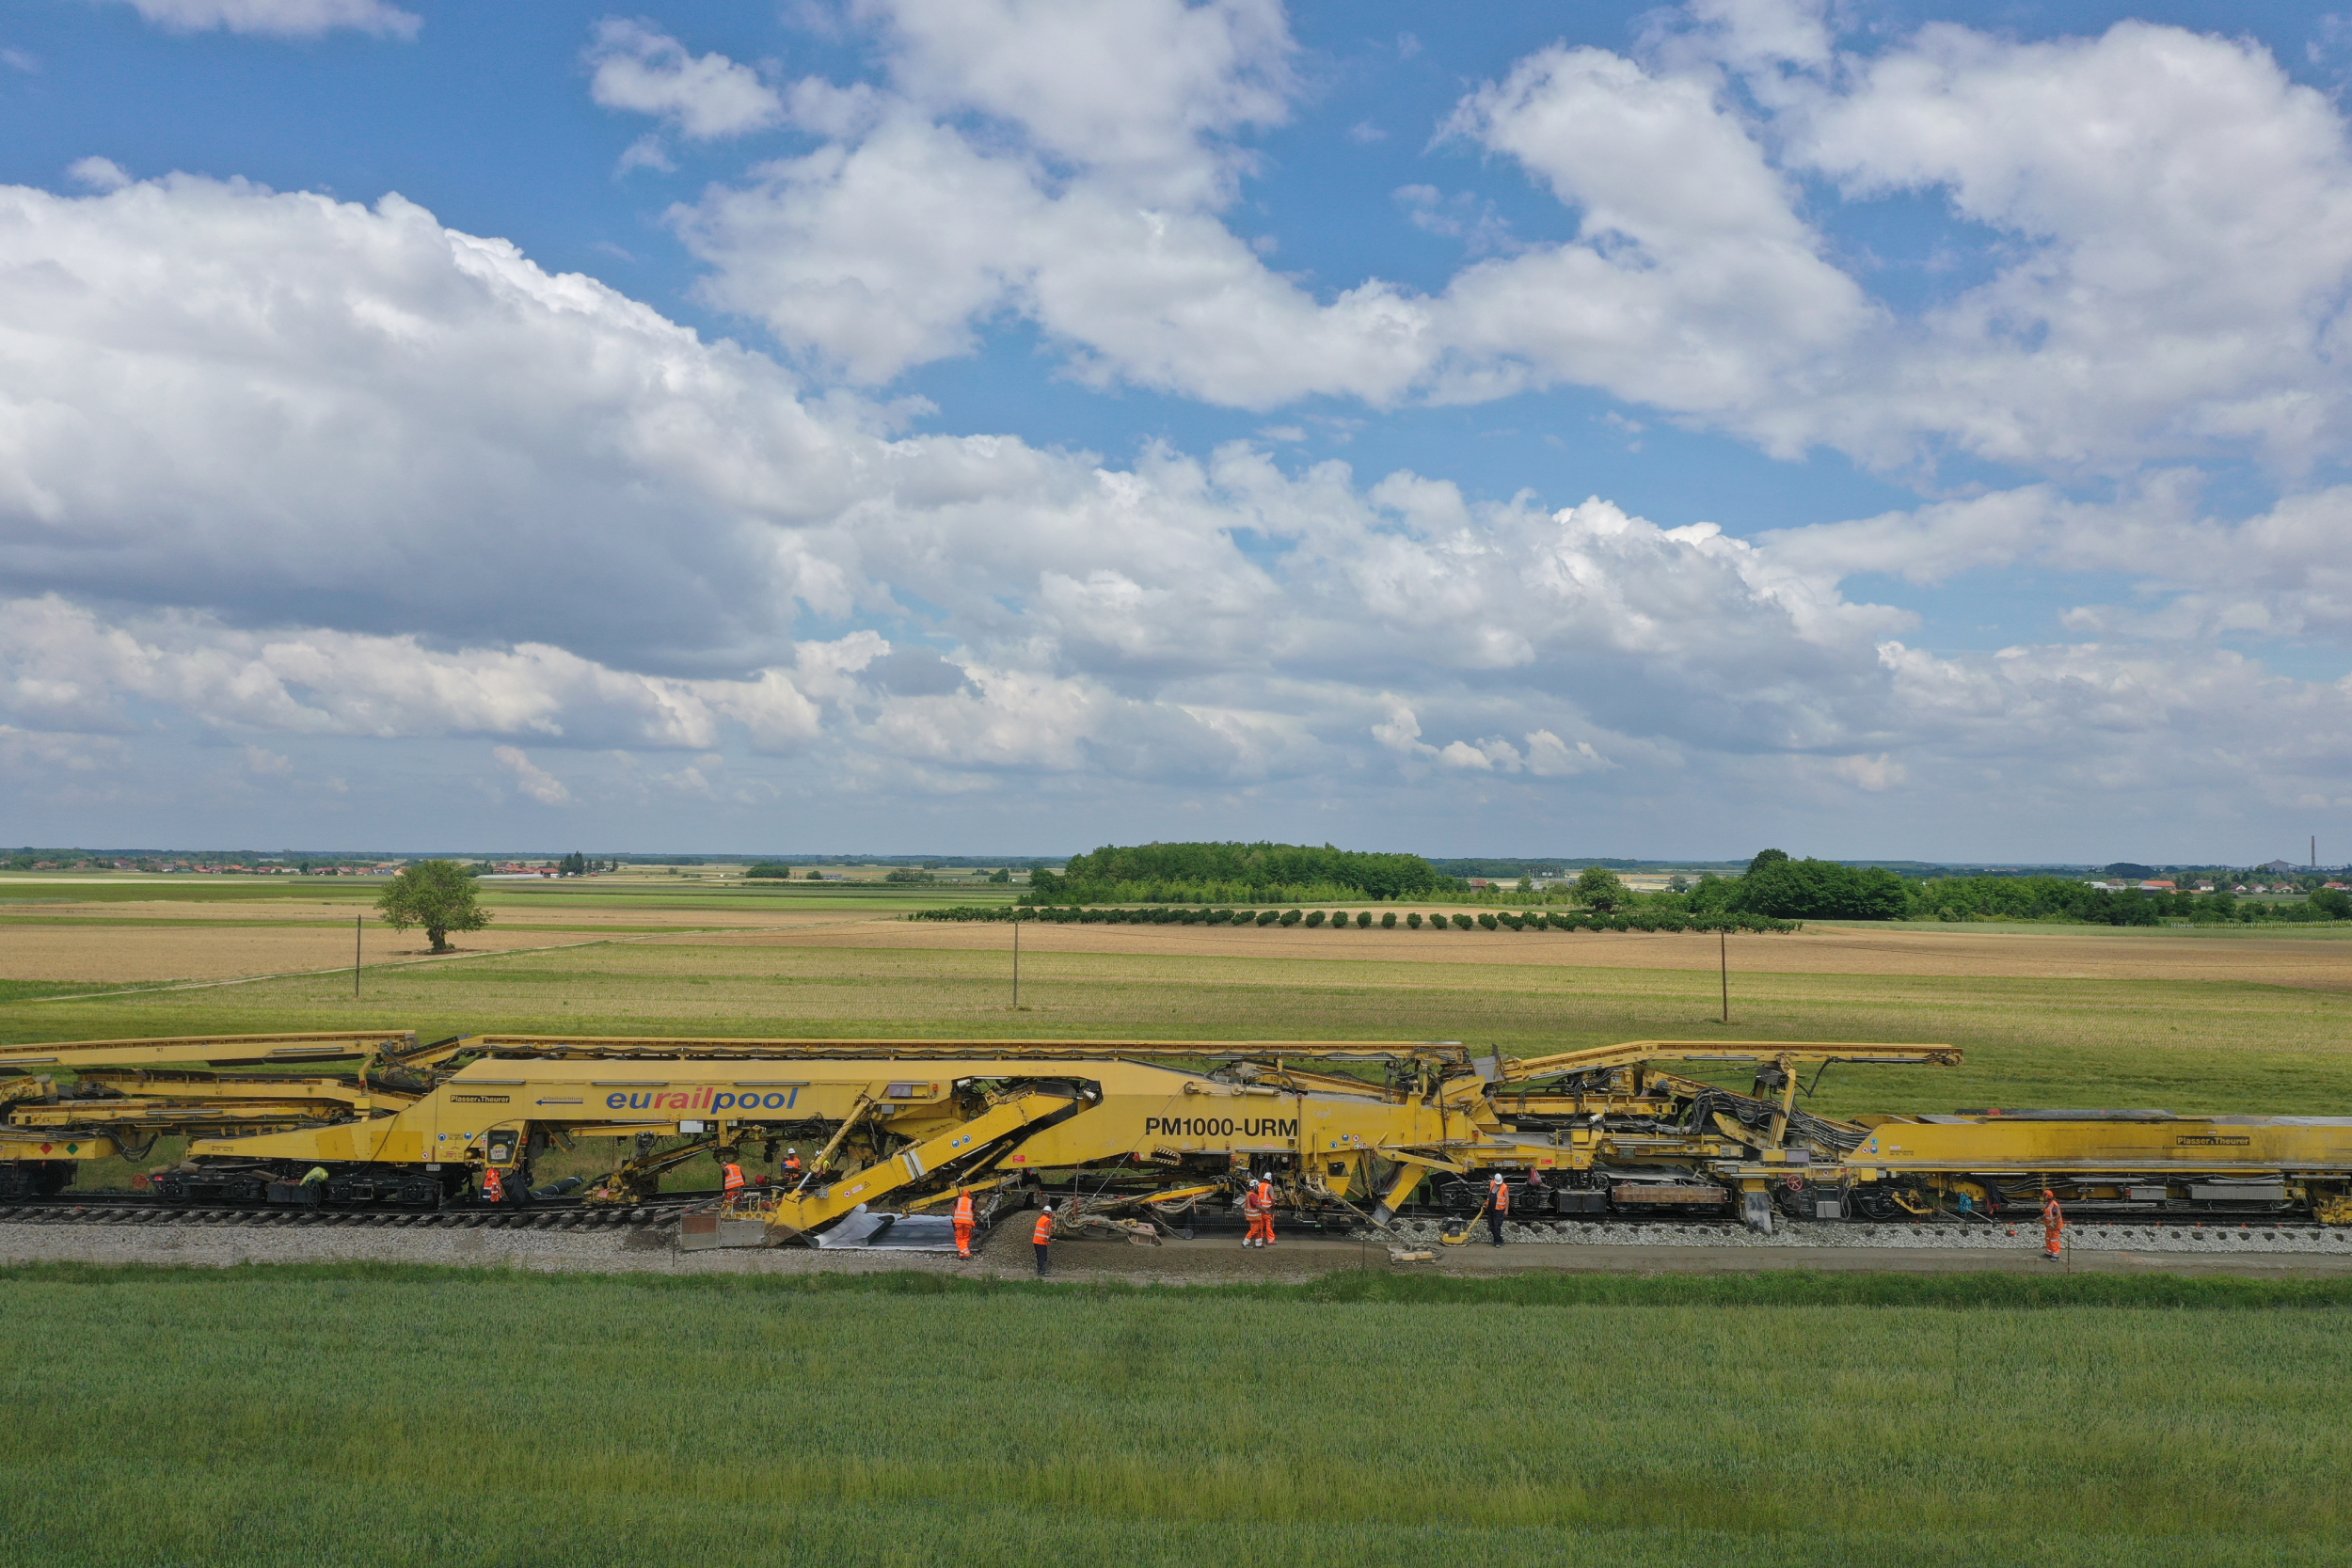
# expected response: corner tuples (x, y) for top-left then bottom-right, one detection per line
(911, 905), (1798, 933)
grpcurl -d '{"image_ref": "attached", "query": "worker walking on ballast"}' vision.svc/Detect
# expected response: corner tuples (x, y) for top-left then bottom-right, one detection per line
(1244, 1173), (1277, 1247)
(1032, 1203), (1056, 1276)
(2041, 1187), (2066, 1261)
(953, 1186), (977, 1259)
(1487, 1171), (1511, 1246)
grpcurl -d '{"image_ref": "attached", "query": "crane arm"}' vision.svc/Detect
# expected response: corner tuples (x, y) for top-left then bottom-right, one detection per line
(0, 1032), (416, 1070)
(469, 1036), (1470, 1065)
(1497, 1039), (1961, 1083)
(762, 1087), (1081, 1239)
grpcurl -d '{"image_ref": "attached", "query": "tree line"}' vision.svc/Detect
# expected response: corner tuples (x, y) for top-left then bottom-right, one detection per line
(1026, 841), (1456, 904)
(982, 839), (2352, 927)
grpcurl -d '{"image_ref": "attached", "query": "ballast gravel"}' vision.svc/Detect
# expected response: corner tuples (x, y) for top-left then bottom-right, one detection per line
(0, 1218), (941, 1276)
(1383, 1217), (2352, 1255)
(9, 1211), (2352, 1282)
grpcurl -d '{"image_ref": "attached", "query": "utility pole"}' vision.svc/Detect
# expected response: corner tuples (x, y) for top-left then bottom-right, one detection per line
(354, 915), (362, 1000)
(1719, 927), (1729, 1024)
(1012, 912), (1021, 1008)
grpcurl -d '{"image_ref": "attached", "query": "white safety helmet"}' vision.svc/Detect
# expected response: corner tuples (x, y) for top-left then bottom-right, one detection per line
(1042, 1202), (1055, 1212)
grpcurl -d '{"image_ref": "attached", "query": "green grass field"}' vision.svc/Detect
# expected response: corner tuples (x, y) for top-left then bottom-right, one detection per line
(1, 1264), (2346, 1568)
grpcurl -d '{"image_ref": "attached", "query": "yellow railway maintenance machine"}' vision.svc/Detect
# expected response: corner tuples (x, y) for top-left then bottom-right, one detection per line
(4, 1032), (2351, 1232)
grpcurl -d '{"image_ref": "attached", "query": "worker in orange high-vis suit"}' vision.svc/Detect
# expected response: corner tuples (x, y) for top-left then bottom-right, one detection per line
(1253, 1174), (1279, 1247)
(953, 1187), (977, 1259)
(2041, 1187), (2066, 1260)
(721, 1159), (747, 1198)
(1240, 1174), (1264, 1247)
(1032, 1203), (1056, 1276)
(1486, 1171), (1511, 1246)
(480, 1164), (504, 1207)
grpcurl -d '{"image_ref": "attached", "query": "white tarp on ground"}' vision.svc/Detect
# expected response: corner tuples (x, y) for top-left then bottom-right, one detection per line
(810, 1206), (962, 1252)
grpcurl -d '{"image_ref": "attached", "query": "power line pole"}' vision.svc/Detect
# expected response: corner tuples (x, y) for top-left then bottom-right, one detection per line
(1012, 912), (1021, 1007)
(354, 914), (362, 1001)
(1719, 926), (1729, 1024)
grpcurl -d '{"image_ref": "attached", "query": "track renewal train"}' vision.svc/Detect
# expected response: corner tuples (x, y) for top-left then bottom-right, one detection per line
(4, 1031), (2348, 1235)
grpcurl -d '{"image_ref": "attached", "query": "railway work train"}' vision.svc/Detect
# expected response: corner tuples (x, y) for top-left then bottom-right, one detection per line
(4, 1030), (2349, 1236)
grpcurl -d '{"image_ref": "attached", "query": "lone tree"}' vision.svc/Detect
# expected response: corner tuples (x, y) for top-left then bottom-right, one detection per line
(1574, 865), (1628, 912)
(376, 859), (492, 954)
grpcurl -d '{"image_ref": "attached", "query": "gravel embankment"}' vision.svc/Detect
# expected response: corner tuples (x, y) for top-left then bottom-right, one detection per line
(11, 1217), (2352, 1280)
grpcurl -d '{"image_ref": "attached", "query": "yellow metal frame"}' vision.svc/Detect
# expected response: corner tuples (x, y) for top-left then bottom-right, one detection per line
(9, 1028), (2351, 1232)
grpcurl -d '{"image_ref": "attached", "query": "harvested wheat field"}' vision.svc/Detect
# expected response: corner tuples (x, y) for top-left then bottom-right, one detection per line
(0, 902), (866, 984)
(721, 915), (2352, 991)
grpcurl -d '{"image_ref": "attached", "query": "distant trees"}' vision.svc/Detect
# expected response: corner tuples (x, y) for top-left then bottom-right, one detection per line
(1906, 874), (2158, 926)
(1573, 866), (1628, 912)
(1027, 841), (1456, 904)
(1728, 852), (1906, 921)
(376, 860), (492, 954)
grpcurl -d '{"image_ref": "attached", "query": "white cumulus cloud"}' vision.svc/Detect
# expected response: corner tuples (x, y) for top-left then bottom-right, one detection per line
(104, 0), (420, 40)
(587, 20), (785, 140)
(660, 1), (2352, 485)
(494, 746), (573, 805)
(2, 164), (2348, 848)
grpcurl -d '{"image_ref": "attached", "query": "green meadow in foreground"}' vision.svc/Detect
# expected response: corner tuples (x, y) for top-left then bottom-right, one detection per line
(3, 1264), (2347, 1568)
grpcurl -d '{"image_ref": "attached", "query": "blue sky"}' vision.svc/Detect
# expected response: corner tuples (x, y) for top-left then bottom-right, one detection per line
(2, 0), (2350, 862)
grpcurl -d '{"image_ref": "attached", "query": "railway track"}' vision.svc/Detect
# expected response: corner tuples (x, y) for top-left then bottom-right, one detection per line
(6, 1191), (2345, 1251)
(3, 1200), (2346, 1256)
(0, 1194), (709, 1231)
(1380, 1213), (2352, 1253)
